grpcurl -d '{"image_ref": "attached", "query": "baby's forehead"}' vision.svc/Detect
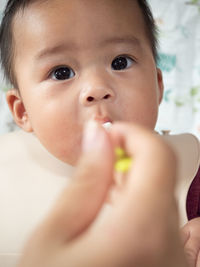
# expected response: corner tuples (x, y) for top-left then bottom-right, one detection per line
(13, 0), (145, 25)
(12, 0), (147, 41)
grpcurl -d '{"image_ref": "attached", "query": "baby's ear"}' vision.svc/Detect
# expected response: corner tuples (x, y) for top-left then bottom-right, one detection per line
(6, 89), (33, 132)
(157, 68), (164, 104)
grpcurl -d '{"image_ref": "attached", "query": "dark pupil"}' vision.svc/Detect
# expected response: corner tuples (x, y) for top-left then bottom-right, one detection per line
(54, 67), (70, 80)
(112, 57), (127, 70)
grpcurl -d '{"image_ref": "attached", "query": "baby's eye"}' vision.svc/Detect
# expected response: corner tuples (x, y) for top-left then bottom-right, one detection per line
(111, 56), (134, 71)
(51, 66), (75, 80)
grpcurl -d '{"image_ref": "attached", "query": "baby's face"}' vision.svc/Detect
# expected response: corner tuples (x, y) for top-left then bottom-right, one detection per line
(10, 0), (163, 165)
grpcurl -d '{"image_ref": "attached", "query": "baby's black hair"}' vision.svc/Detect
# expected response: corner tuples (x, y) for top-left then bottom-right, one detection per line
(0, 0), (159, 88)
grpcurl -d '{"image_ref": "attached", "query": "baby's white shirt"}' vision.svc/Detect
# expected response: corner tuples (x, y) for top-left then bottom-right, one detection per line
(0, 130), (74, 267)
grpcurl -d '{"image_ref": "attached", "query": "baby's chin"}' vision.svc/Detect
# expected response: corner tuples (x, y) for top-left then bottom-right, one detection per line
(37, 142), (80, 167)
(42, 122), (113, 166)
(63, 122), (113, 166)
(55, 149), (81, 166)
(51, 153), (76, 167)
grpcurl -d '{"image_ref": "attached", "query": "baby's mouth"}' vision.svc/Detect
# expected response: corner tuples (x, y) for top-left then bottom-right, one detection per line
(92, 115), (113, 129)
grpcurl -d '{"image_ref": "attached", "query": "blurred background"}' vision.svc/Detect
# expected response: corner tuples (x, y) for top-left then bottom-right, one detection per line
(0, 0), (200, 138)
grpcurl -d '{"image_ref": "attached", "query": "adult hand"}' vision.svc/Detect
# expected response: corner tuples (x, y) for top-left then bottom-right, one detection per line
(18, 122), (187, 267)
(181, 218), (200, 267)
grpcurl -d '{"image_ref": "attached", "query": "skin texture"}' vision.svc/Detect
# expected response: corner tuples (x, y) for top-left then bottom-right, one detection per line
(18, 122), (188, 267)
(6, 0), (163, 165)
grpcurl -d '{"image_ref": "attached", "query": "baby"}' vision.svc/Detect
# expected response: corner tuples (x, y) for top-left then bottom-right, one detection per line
(0, 0), (199, 266)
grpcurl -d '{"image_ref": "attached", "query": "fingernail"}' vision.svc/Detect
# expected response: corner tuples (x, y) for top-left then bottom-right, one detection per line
(82, 120), (105, 152)
(102, 122), (112, 131)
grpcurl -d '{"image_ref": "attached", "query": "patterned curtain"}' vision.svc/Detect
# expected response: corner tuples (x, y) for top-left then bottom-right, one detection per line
(150, 0), (200, 139)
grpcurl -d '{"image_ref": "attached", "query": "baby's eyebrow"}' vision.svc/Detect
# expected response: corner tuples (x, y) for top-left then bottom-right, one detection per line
(35, 44), (77, 61)
(35, 35), (141, 61)
(100, 35), (141, 48)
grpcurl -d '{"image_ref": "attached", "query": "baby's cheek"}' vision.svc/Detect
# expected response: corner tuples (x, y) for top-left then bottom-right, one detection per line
(56, 131), (83, 165)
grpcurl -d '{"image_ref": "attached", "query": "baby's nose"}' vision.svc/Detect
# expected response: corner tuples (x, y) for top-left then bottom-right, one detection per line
(80, 85), (115, 106)
(87, 93), (111, 102)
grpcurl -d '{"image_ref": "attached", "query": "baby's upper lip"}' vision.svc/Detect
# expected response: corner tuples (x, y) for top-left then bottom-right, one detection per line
(93, 115), (112, 124)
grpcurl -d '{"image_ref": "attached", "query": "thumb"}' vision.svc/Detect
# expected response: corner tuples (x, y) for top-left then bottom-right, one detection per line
(43, 120), (114, 242)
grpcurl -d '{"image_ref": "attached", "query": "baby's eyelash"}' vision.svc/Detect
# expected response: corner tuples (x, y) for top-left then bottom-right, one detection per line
(48, 65), (75, 81)
(111, 55), (136, 70)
